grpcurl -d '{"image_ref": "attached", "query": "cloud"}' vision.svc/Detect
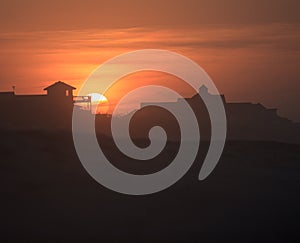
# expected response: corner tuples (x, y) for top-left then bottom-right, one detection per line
(1, 24), (299, 54)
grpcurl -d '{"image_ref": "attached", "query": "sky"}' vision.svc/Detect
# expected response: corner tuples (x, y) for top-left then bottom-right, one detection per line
(0, 0), (299, 120)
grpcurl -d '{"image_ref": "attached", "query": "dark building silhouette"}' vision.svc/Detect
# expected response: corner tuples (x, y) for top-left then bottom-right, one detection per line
(0, 81), (89, 130)
(0, 81), (299, 143)
(136, 85), (300, 143)
(43, 81), (76, 100)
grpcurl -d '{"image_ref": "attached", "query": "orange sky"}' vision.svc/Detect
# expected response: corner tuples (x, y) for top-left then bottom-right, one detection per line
(0, 0), (299, 120)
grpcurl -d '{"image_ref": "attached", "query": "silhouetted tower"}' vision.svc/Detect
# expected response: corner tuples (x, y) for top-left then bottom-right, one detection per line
(199, 85), (208, 95)
(44, 81), (76, 100)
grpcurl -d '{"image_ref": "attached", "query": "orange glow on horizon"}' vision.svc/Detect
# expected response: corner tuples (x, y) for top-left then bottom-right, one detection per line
(100, 71), (196, 115)
(0, 24), (299, 120)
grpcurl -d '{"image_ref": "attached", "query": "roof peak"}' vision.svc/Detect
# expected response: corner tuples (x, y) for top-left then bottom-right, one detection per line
(43, 81), (76, 90)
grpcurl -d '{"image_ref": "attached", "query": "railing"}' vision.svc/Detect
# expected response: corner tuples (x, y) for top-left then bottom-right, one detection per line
(73, 96), (91, 103)
(73, 96), (92, 112)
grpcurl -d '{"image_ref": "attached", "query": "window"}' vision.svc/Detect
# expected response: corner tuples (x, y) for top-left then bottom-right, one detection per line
(66, 90), (69, 96)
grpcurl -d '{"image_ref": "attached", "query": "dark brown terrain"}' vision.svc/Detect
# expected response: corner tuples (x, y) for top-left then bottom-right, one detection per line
(1, 130), (300, 242)
(1, 82), (299, 241)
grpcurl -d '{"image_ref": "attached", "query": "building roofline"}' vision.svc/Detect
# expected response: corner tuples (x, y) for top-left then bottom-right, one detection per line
(0, 91), (14, 95)
(15, 94), (47, 97)
(43, 81), (76, 90)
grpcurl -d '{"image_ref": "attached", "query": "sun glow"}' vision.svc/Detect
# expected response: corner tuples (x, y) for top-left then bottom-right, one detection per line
(88, 93), (109, 114)
(88, 93), (108, 104)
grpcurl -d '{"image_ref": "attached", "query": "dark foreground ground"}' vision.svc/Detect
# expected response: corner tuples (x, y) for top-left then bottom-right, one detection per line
(1, 130), (300, 242)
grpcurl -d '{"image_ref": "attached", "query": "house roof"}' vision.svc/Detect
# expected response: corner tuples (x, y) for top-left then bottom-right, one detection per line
(0, 91), (14, 95)
(43, 81), (76, 91)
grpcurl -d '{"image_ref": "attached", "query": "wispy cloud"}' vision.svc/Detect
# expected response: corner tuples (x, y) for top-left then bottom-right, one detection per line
(1, 24), (299, 53)
(0, 24), (299, 120)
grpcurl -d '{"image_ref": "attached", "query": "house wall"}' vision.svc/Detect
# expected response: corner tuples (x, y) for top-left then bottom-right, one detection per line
(0, 94), (74, 130)
(46, 86), (74, 100)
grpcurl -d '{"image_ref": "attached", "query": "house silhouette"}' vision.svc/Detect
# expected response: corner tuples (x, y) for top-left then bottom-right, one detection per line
(0, 81), (76, 107)
(0, 81), (299, 143)
(44, 81), (76, 100)
(0, 81), (90, 130)
(131, 85), (300, 143)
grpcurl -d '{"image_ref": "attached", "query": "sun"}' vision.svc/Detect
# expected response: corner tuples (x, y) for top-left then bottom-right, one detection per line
(87, 93), (109, 114)
(88, 93), (108, 104)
